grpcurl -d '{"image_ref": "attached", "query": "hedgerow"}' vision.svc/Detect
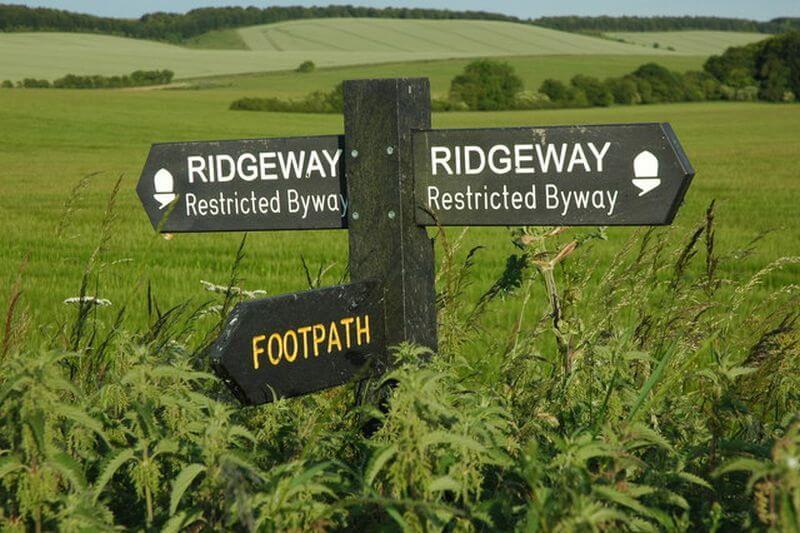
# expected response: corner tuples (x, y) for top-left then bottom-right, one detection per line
(3, 70), (174, 90)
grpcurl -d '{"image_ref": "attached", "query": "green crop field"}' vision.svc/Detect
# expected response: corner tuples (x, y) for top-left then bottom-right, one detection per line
(0, 19), (684, 81)
(192, 54), (705, 98)
(606, 30), (769, 54)
(1, 85), (797, 328)
(235, 18), (674, 55)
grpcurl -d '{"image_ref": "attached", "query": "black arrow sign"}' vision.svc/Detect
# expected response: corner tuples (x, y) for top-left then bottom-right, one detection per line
(413, 123), (694, 226)
(136, 135), (347, 233)
(210, 280), (386, 405)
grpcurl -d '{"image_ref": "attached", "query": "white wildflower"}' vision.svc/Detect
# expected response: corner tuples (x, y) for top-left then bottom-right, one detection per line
(63, 296), (112, 307)
(200, 280), (267, 299)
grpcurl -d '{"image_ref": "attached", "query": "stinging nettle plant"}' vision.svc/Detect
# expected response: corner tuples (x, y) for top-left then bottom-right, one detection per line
(1, 190), (799, 530)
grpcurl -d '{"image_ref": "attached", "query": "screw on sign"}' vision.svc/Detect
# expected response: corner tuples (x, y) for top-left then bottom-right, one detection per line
(137, 77), (694, 405)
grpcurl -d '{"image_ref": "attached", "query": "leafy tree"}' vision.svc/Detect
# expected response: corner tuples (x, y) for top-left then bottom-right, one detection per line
(705, 31), (800, 101)
(630, 63), (687, 103)
(449, 60), (523, 111)
(540, 79), (570, 102)
(605, 77), (641, 104)
(570, 74), (614, 106)
(296, 60), (316, 73)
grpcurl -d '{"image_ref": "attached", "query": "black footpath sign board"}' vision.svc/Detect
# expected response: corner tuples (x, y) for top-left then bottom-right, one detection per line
(210, 280), (386, 405)
(413, 123), (694, 226)
(136, 135), (346, 233)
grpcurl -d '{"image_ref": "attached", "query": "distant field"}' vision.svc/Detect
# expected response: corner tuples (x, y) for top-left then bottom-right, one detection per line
(0, 86), (797, 326)
(606, 31), (768, 54)
(235, 18), (674, 55)
(193, 54), (706, 98)
(0, 19), (680, 81)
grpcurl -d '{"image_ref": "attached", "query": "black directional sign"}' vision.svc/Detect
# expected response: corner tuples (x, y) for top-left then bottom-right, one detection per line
(137, 135), (347, 233)
(210, 280), (386, 405)
(413, 123), (694, 226)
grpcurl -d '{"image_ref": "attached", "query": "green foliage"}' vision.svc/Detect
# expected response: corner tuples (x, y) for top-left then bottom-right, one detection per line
(296, 60), (316, 74)
(19, 78), (50, 88)
(534, 15), (798, 33)
(230, 83), (343, 114)
(9, 70), (175, 90)
(2, 191), (798, 530)
(570, 74), (614, 106)
(449, 60), (524, 111)
(1, 80), (13, 89)
(705, 31), (800, 101)
(540, 78), (571, 101)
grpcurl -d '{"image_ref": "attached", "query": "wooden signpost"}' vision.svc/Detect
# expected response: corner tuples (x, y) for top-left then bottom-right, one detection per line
(137, 77), (695, 405)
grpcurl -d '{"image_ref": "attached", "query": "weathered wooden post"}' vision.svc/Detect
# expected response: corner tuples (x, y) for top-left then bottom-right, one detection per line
(343, 78), (438, 372)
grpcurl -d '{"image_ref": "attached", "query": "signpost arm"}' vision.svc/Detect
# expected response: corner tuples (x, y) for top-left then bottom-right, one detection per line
(343, 78), (438, 368)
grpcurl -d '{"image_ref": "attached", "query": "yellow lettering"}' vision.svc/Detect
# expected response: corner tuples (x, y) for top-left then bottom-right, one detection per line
(284, 330), (298, 363)
(327, 321), (342, 352)
(312, 324), (326, 356)
(297, 326), (312, 359)
(356, 315), (371, 345)
(340, 317), (354, 348)
(267, 333), (282, 366)
(252, 335), (266, 370)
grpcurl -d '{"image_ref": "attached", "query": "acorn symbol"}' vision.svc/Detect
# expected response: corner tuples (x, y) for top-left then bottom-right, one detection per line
(632, 151), (660, 197)
(153, 168), (177, 209)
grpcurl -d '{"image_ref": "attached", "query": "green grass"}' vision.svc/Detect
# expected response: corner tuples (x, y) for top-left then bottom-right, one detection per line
(0, 19), (684, 81)
(191, 54), (706, 98)
(606, 30), (768, 54)
(183, 29), (249, 50)
(0, 85), (797, 329)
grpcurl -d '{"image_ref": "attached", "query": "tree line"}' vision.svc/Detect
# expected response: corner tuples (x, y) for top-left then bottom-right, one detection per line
(534, 15), (800, 34)
(0, 4), (518, 43)
(445, 31), (799, 111)
(2, 5), (799, 44)
(2, 70), (174, 89)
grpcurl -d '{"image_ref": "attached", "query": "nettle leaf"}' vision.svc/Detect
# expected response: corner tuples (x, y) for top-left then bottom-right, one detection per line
(93, 447), (135, 503)
(428, 475), (461, 494)
(593, 485), (671, 528)
(162, 509), (205, 533)
(421, 431), (487, 454)
(49, 451), (87, 490)
(0, 455), (26, 479)
(153, 438), (180, 457)
(51, 402), (108, 443)
(365, 444), (398, 487)
(170, 463), (206, 515)
(676, 471), (713, 490)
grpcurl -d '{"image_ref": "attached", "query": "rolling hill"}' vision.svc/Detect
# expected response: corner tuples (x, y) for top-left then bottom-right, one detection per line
(0, 18), (681, 81)
(606, 31), (768, 54)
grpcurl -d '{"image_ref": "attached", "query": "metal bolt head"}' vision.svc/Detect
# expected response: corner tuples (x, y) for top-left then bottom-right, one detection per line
(352, 211), (360, 220)
(350, 149), (359, 158)
(387, 210), (396, 220)
(386, 146), (394, 155)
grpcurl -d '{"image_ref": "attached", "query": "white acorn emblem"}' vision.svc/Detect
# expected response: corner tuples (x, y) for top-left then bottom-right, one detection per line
(632, 151), (660, 196)
(153, 168), (177, 209)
